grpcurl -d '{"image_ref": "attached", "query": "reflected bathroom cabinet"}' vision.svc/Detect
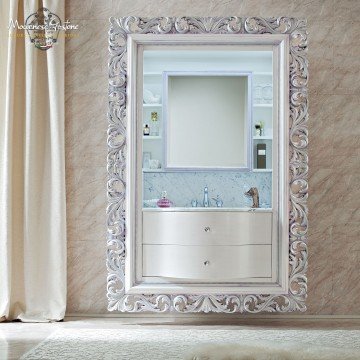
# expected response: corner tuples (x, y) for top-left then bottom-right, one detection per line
(107, 17), (308, 313)
(142, 51), (273, 173)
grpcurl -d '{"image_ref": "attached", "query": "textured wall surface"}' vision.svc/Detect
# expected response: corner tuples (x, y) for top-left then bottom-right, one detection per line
(65, 0), (360, 315)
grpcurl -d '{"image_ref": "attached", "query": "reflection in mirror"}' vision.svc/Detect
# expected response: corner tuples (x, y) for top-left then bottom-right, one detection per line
(141, 48), (273, 209)
(164, 72), (250, 170)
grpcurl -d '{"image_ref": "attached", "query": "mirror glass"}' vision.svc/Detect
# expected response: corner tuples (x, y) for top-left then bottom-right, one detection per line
(141, 47), (274, 209)
(164, 72), (250, 169)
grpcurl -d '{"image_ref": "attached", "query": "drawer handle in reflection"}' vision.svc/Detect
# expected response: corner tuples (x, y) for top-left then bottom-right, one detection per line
(204, 226), (211, 232)
(203, 260), (210, 266)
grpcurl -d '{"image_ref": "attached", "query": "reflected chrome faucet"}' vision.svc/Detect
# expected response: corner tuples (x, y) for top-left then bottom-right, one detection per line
(245, 187), (259, 208)
(212, 195), (223, 207)
(203, 186), (210, 207)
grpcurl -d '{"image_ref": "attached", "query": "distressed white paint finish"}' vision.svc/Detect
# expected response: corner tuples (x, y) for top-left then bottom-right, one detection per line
(107, 17), (308, 313)
(143, 245), (272, 280)
(142, 211), (272, 246)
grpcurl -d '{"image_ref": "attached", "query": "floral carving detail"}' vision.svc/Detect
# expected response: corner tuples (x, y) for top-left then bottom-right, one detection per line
(107, 17), (308, 313)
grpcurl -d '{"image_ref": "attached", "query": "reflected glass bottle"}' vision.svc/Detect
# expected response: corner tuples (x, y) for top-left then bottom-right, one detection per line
(143, 124), (150, 136)
(150, 111), (159, 136)
(253, 85), (263, 104)
(262, 84), (273, 104)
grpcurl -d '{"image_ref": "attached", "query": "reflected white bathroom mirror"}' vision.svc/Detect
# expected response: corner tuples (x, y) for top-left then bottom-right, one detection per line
(163, 71), (252, 170)
(141, 48), (275, 172)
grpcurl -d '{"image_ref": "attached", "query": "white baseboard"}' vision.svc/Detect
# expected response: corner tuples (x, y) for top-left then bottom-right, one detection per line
(65, 313), (360, 320)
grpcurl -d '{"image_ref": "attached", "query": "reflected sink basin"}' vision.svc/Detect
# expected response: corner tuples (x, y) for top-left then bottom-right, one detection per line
(142, 207), (272, 212)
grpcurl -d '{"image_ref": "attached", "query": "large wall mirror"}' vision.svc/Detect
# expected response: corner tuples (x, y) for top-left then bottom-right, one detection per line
(107, 17), (308, 314)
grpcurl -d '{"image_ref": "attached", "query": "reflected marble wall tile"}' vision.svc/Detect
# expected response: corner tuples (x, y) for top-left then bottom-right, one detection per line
(67, 241), (108, 314)
(143, 172), (272, 208)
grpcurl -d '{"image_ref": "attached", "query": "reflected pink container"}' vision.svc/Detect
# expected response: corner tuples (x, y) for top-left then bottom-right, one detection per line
(157, 191), (172, 208)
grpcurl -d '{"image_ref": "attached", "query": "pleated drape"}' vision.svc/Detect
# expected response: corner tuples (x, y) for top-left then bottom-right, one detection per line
(0, 0), (66, 322)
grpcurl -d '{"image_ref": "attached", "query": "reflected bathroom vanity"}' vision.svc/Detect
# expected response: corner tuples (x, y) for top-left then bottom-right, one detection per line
(107, 17), (308, 313)
(139, 48), (278, 290)
(142, 208), (273, 282)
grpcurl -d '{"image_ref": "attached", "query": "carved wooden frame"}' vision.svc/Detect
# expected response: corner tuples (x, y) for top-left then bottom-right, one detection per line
(107, 17), (308, 313)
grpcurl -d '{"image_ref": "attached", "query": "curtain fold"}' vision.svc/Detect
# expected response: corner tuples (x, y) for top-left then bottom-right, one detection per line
(0, 0), (66, 322)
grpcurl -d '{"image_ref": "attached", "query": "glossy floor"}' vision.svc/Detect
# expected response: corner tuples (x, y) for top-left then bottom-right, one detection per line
(1, 317), (360, 359)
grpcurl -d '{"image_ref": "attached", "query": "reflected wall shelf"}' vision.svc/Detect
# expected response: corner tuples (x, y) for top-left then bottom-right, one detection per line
(144, 72), (162, 76)
(253, 169), (272, 172)
(253, 104), (272, 108)
(143, 103), (162, 108)
(143, 136), (162, 140)
(253, 136), (272, 140)
(143, 169), (163, 173)
(253, 72), (272, 76)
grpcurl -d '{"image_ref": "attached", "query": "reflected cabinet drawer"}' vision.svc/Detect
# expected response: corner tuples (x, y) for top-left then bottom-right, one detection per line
(143, 211), (272, 246)
(143, 244), (272, 280)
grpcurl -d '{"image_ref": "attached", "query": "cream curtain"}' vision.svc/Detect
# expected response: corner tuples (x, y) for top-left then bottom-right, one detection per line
(0, 0), (66, 321)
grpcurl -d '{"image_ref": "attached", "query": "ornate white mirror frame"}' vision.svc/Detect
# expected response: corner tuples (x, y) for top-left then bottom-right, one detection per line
(107, 17), (308, 313)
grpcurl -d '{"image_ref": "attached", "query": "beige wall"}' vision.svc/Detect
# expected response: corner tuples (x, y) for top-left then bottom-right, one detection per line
(65, 0), (360, 315)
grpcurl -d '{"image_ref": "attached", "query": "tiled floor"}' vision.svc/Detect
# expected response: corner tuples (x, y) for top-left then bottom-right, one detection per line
(1, 317), (360, 359)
